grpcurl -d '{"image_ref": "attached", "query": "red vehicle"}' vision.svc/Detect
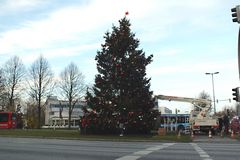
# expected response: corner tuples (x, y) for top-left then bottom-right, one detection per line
(230, 116), (240, 133)
(0, 112), (17, 129)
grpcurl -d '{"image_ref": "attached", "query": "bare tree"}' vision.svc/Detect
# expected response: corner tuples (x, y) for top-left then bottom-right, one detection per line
(0, 69), (5, 91)
(0, 68), (7, 110)
(196, 90), (211, 111)
(59, 62), (86, 129)
(198, 90), (211, 100)
(3, 56), (26, 111)
(28, 55), (55, 129)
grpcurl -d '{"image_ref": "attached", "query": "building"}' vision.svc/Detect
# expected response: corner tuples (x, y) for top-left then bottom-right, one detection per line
(44, 96), (86, 128)
(159, 106), (172, 114)
(153, 98), (172, 114)
(153, 98), (159, 110)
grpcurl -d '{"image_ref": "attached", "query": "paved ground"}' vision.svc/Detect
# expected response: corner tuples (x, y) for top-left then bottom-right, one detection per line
(192, 134), (239, 143)
(0, 136), (239, 160)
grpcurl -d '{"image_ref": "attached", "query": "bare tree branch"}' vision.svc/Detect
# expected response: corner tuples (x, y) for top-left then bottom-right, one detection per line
(59, 62), (86, 129)
(3, 56), (26, 111)
(28, 55), (55, 129)
(0, 68), (8, 110)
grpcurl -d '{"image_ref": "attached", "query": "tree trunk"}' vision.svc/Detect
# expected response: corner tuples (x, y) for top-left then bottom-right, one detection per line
(38, 96), (41, 129)
(68, 106), (72, 129)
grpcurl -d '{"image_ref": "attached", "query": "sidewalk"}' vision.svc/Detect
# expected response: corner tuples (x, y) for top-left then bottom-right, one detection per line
(192, 135), (239, 143)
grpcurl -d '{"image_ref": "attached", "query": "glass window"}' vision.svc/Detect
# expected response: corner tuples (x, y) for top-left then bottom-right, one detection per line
(0, 113), (9, 122)
(12, 113), (16, 120)
(56, 120), (60, 125)
(177, 117), (182, 123)
(171, 117), (176, 123)
(70, 120), (74, 126)
(75, 120), (80, 126)
(65, 120), (68, 126)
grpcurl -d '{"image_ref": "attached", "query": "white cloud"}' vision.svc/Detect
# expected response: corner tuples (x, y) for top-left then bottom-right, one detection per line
(149, 60), (237, 76)
(21, 43), (100, 64)
(0, 0), (162, 63)
(0, 0), (47, 15)
(155, 48), (183, 57)
(5, 0), (43, 8)
(0, 0), (223, 58)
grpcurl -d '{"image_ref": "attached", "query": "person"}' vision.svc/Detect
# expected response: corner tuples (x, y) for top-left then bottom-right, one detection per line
(119, 122), (124, 136)
(218, 117), (223, 134)
(223, 114), (229, 135)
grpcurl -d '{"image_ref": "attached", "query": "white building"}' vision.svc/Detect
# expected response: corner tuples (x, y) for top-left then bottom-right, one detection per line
(159, 106), (172, 114)
(44, 96), (86, 128)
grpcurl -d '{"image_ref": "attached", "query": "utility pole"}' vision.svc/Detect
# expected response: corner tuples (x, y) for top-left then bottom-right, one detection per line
(205, 72), (219, 114)
(231, 5), (240, 79)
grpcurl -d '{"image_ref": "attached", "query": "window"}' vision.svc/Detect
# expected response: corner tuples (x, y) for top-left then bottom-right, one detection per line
(171, 117), (176, 123)
(56, 120), (60, 125)
(65, 120), (68, 126)
(0, 113), (9, 122)
(70, 120), (74, 126)
(75, 120), (80, 126)
(12, 113), (16, 120)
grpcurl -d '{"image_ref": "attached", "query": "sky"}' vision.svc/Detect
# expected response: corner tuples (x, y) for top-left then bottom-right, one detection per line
(0, 0), (239, 113)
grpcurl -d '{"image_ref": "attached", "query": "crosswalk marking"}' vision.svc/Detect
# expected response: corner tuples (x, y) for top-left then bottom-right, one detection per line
(190, 143), (213, 160)
(116, 143), (215, 160)
(115, 155), (141, 160)
(133, 150), (153, 155)
(146, 146), (164, 151)
(115, 143), (175, 160)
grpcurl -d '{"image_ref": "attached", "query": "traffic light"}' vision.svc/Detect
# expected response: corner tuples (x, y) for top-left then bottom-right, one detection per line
(231, 5), (240, 23)
(232, 87), (240, 102)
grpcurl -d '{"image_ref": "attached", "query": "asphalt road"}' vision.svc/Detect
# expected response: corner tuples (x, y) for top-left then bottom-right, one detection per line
(0, 136), (239, 160)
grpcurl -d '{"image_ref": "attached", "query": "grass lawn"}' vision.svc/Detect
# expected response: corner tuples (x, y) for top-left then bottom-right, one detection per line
(0, 129), (192, 142)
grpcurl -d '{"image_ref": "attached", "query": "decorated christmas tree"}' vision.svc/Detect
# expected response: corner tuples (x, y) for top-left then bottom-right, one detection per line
(85, 16), (158, 134)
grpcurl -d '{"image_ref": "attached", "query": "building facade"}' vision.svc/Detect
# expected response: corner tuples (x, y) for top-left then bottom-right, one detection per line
(159, 106), (172, 114)
(44, 96), (86, 128)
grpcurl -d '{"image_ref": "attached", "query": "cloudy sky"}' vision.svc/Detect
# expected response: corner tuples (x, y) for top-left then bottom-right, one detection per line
(0, 0), (239, 112)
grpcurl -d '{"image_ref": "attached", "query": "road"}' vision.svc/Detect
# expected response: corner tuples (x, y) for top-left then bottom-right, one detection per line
(0, 136), (239, 160)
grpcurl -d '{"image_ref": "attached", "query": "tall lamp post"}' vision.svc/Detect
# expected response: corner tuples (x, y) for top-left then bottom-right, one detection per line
(205, 72), (219, 114)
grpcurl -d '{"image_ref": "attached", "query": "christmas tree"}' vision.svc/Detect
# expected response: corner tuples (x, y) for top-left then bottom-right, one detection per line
(85, 16), (158, 134)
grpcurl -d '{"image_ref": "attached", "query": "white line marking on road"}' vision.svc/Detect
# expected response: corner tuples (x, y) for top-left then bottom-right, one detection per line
(199, 151), (206, 154)
(146, 146), (163, 151)
(200, 154), (210, 158)
(190, 143), (213, 160)
(115, 143), (175, 160)
(115, 155), (141, 160)
(133, 150), (153, 155)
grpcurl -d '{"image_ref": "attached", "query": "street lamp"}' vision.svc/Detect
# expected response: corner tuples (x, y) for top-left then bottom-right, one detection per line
(205, 72), (219, 114)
